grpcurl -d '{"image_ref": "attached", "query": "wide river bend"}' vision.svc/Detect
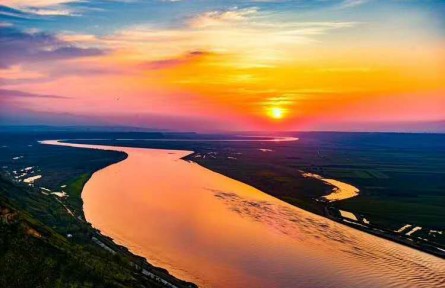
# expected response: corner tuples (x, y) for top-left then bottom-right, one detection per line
(41, 140), (444, 288)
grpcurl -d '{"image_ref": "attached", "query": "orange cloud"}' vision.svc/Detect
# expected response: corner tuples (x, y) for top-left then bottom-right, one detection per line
(4, 6), (444, 130)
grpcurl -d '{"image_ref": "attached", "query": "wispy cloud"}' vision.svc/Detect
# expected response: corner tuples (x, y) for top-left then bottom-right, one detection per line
(0, 88), (68, 99)
(0, 26), (105, 68)
(1, 0), (82, 16)
(21, 7), (78, 16)
(0, 65), (45, 80)
(188, 7), (259, 28)
(99, 7), (357, 67)
(0, 5), (33, 19)
(1, 1), (76, 8)
(141, 51), (212, 70)
(339, 0), (371, 8)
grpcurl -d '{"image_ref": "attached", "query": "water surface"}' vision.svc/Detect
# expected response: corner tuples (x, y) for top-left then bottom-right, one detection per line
(42, 140), (444, 288)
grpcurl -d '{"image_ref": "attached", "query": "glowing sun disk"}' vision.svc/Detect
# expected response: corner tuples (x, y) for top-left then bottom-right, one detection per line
(269, 107), (284, 119)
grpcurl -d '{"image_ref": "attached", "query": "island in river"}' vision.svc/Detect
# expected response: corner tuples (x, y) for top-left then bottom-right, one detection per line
(1, 130), (444, 287)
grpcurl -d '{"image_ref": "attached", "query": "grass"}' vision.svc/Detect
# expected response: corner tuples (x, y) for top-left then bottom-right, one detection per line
(64, 173), (92, 216)
(336, 196), (445, 228)
(0, 183), (141, 288)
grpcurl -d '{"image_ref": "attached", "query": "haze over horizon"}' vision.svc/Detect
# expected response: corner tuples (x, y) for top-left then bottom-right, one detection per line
(1, 0), (444, 132)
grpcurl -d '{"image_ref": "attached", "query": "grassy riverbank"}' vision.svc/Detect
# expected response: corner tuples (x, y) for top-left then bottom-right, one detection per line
(183, 132), (445, 257)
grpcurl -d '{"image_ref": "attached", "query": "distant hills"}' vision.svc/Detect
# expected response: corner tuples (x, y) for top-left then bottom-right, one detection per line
(0, 122), (443, 134)
(0, 125), (168, 133)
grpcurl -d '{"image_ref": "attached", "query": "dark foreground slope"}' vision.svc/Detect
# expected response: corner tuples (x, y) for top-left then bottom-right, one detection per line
(0, 175), (195, 288)
(1, 192), (138, 288)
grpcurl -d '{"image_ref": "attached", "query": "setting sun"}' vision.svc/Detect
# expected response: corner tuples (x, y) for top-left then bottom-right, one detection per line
(269, 107), (284, 119)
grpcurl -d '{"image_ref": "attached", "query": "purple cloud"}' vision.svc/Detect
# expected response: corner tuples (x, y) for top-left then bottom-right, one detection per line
(0, 88), (69, 99)
(141, 50), (211, 70)
(0, 25), (104, 68)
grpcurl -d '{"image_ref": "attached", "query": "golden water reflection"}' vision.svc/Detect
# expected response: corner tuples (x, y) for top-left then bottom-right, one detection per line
(42, 140), (445, 288)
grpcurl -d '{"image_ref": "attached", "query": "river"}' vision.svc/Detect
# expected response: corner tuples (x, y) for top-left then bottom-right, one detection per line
(41, 140), (444, 288)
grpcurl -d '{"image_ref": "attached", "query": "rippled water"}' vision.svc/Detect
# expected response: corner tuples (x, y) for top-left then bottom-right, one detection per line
(42, 140), (445, 288)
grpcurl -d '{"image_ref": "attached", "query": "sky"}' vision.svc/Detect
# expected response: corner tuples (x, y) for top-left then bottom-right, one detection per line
(0, 0), (444, 132)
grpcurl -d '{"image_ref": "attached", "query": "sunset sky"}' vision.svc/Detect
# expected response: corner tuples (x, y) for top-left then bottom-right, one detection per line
(1, 0), (444, 131)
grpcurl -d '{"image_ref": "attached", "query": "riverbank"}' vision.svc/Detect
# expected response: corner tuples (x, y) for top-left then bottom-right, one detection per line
(187, 153), (445, 260)
(50, 152), (197, 288)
